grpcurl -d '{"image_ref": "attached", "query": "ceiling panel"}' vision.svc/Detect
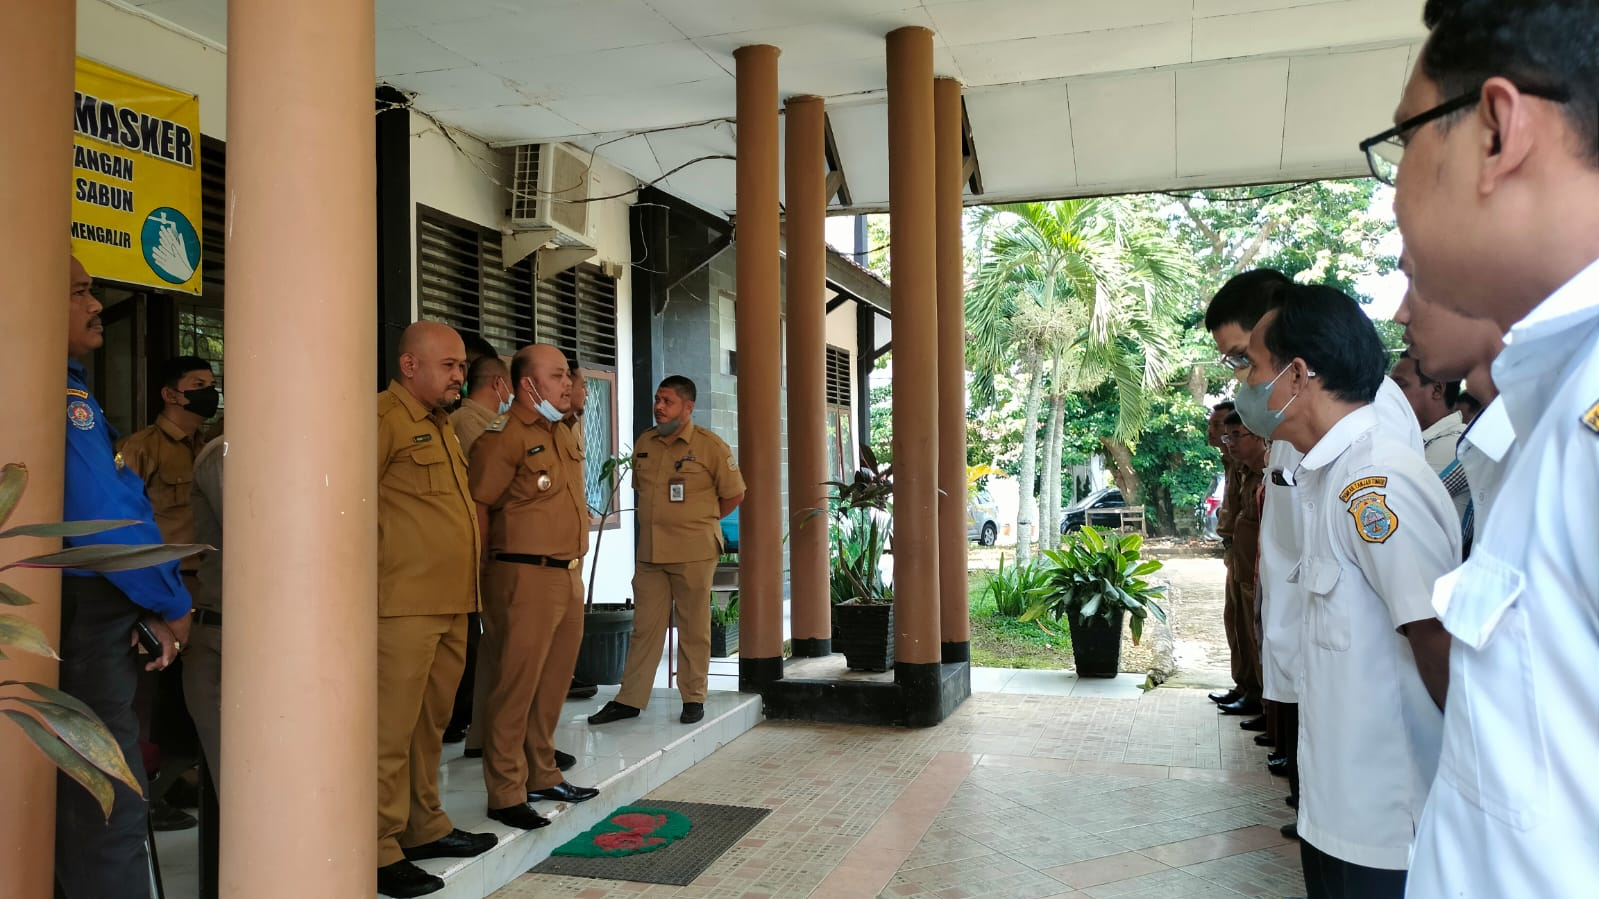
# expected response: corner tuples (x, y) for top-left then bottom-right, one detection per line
(489, 42), (728, 102)
(1175, 58), (1291, 178)
(427, 104), (588, 144)
(964, 81), (1077, 197)
(544, 78), (738, 134)
(1193, 0), (1424, 62)
(1068, 73), (1177, 187)
(419, 0), (683, 65)
(692, 7), (940, 66)
(926, 0), (1191, 47)
(1280, 46), (1413, 169)
(951, 21), (1192, 86)
(376, 28), (477, 78)
(825, 102), (892, 209)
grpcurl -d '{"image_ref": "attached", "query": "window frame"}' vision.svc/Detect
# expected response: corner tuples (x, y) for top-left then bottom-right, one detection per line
(579, 367), (621, 531)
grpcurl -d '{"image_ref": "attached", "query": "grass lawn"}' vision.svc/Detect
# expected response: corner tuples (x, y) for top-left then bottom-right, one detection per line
(966, 570), (1075, 670)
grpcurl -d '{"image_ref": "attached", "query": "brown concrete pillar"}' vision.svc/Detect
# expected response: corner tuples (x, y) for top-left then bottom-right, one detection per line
(0, 2), (73, 893)
(221, 0), (377, 894)
(934, 78), (970, 660)
(886, 27), (941, 669)
(784, 95), (831, 657)
(733, 44), (785, 690)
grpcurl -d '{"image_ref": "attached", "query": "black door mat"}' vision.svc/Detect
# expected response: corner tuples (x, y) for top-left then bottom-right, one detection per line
(530, 800), (771, 886)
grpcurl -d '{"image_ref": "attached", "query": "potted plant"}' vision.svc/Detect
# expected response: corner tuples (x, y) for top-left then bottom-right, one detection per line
(0, 462), (207, 818)
(574, 452), (636, 686)
(1022, 525), (1166, 677)
(823, 445), (895, 672)
(710, 590), (739, 658)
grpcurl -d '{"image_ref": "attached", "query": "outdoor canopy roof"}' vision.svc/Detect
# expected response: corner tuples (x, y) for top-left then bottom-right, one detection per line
(127, 0), (1426, 215)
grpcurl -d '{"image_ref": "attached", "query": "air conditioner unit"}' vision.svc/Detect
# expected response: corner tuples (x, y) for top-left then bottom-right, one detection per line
(510, 143), (592, 244)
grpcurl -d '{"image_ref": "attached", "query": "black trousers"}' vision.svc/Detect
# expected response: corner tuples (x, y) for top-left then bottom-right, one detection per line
(55, 577), (151, 899)
(1275, 700), (1300, 801)
(1300, 838), (1407, 899)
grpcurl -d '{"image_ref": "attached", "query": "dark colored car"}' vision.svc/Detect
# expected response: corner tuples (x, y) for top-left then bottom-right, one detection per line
(1060, 487), (1126, 534)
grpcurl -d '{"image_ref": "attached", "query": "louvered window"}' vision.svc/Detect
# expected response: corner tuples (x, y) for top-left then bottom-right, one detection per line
(535, 263), (618, 369)
(416, 205), (534, 347)
(825, 345), (852, 408)
(200, 137), (225, 292)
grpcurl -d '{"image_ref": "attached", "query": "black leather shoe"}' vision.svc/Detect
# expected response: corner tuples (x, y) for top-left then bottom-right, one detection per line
(587, 700), (640, 725)
(462, 747), (483, 759)
(1281, 822), (1298, 840)
(402, 828), (497, 861)
(556, 749), (576, 771)
(1267, 757), (1290, 778)
(680, 702), (704, 724)
(377, 860), (444, 898)
(568, 678), (599, 700)
(150, 800), (198, 832)
(1218, 697), (1263, 716)
(487, 803), (550, 831)
(1208, 689), (1241, 705)
(1254, 733), (1276, 747)
(1239, 715), (1268, 732)
(528, 781), (599, 804)
(1267, 750), (1286, 763)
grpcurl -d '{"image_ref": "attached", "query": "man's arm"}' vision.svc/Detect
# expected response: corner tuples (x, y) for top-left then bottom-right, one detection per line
(475, 502), (492, 561)
(1402, 617), (1451, 710)
(718, 493), (744, 519)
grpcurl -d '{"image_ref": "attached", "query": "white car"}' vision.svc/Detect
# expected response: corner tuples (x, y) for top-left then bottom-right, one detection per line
(967, 488), (1000, 546)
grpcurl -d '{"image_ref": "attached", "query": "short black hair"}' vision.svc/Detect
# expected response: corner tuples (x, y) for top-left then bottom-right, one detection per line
(159, 355), (212, 390)
(1224, 411), (1242, 426)
(1398, 348), (1464, 407)
(1261, 285), (1387, 404)
(1421, 0), (1599, 167)
(1204, 269), (1293, 333)
(659, 375), (697, 403)
(466, 354), (508, 391)
(1211, 401), (1236, 414)
(460, 331), (500, 364)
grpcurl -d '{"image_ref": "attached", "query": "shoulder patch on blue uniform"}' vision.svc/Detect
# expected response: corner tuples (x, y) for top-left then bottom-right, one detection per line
(1348, 492), (1398, 544)
(68, 400), (96, 431)
(1583, 399), (1599, 434)
(66, 388), (88, 399)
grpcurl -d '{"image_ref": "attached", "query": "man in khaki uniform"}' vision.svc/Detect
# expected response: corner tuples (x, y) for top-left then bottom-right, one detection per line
(375, 321), (495, 899)
(471, 344), (600, 829)
(589, 376), (745, 727)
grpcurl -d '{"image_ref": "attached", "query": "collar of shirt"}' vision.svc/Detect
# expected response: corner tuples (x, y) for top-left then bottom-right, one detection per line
(652, 420), (697, 446)
(1421, 411), (1465, 447)
(459, 396), (495, 420)
(67, 358), (87, 384)
(1298, 405), (1377, 473)
(1492, 257), (1599, 437)
(1458, 397), (1515, 463)
(154, 413), (200, 448)
(388, 379), (448, 426)
(508, 398), (555, 432)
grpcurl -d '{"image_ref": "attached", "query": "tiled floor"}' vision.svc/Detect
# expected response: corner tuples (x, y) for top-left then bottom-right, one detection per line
(491, 685), (1301, 899)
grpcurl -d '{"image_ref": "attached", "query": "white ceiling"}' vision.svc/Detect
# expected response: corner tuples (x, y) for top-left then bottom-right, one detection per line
(126, 0), (1426, 216)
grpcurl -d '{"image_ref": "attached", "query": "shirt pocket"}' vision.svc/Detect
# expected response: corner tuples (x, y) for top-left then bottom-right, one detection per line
(1436, 552), (1547, 830)
(406, 443), (453, 496)
(154, 467), (193, 511)
(1297, 556), (1349, 651)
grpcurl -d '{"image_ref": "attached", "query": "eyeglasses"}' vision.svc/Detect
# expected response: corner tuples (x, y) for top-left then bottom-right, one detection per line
(1218, 352), (1251, 372)
(1359, 82), (1570, 186)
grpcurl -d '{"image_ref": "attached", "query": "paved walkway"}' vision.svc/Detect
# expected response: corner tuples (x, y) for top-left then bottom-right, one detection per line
(492, 683), (1301, 899)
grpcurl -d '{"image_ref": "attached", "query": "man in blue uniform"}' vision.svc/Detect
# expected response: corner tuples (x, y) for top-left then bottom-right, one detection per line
(59, 256), (193, 899)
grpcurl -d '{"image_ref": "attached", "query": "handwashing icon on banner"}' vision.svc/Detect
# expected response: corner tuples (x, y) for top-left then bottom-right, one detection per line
(141, 207), (200, 284)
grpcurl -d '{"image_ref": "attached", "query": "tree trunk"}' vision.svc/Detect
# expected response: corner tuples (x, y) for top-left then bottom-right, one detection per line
(1040, 390), (1064, 550)
(1098, 437), (1141, 505)
(1014, 350), (1044, 564)
(1186, 365), (1207, 407)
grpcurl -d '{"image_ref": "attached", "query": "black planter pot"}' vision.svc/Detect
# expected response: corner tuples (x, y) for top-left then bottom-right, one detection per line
(711, 620), (739, 658)
(834, 600), (894, 672)
(1067, 608), (1124, 678)
(574, 603), (634, 685)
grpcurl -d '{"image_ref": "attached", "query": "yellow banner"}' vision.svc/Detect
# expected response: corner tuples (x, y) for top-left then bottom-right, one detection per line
(71, 58), (203, 295)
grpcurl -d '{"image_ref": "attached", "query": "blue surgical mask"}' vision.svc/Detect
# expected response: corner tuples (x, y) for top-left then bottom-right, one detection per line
(524, 378), (563, 423)
(495, 382), (514, 416)
(1233, 364), (1298, 439)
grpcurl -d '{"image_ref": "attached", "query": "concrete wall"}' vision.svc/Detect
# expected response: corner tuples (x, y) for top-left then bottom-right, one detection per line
(80, 0), (228, 138)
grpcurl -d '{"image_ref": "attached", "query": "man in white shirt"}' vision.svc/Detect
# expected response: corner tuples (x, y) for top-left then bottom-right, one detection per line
(1238, 285), (1456, 899)
(1380, 2), (1599, 896)
(1207, 269), (1425, 831)
(1389, 352), (1466, 476)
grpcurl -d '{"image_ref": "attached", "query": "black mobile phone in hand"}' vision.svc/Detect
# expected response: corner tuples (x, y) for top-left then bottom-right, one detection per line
(134, 620), (163, 657)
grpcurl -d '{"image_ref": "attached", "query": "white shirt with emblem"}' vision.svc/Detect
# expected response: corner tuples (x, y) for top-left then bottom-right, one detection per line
(1292, 405), (1459, 870)
(1407, 259), (1599, 899)
(1258, 377), (1423, 702)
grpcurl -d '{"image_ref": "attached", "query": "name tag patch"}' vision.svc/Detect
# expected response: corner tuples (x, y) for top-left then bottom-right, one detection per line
(527, 445), (546, 456)
(412, 434), (432, 444)
(669, 478), (685, 503)
(1348, 492), (1398, 544)
(1338, 476), (1388, 502)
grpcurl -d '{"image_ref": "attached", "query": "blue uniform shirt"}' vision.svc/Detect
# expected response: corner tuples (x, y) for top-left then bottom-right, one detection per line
(64, 359), (191, 620)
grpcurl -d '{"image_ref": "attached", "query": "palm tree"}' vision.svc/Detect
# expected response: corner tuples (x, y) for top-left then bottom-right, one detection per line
(966, 199), (1194, 561)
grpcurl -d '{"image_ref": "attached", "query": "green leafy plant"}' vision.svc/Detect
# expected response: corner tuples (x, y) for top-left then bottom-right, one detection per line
(0, 462), (207, 820)
(585, 451), (634, 610)
(1022, 526), (1168, 644)
(821, 445), (894, 606)
(710, 590), (739, 626)
(980, 554), (1053, 618)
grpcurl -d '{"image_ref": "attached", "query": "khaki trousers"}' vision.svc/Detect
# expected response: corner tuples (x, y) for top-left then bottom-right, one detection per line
(1223, 557), (1262, 699)
(463, 615), (500, 752)
(377, 613), (467, 867)
(180, 617), (223, 785)
(482, 562), (584, 808)
(616, 558), (715, 710)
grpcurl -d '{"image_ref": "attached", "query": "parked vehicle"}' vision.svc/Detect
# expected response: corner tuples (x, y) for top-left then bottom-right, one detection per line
(1199, 474), (1225, 541)
(967, 488), (1000, 546)
(1060, 487), (1126, 534)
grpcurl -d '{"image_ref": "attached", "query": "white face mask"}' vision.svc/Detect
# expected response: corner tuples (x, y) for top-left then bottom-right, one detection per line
(524, 378), (563, 422)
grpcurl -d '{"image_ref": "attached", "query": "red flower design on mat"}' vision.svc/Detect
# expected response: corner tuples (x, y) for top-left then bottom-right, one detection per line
(593, 813), (669, 852)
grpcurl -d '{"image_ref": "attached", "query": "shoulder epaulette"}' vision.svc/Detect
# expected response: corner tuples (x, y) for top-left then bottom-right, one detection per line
(485, 414), (509, 433)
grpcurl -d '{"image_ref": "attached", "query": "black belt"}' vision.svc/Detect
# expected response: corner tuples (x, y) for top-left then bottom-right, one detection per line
(194, 609), (223, 627)
(495, 553), (580, 570)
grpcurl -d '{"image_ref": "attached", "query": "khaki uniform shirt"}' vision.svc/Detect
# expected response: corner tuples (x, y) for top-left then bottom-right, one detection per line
(1228, 465), (1265, 588)
(469, 403), (589, 560)
(190, 437), (225, 612)
(377, 381), (479, 617)
(1216, 457), (1241, 543)
(117, 415), (204, 570)
(633, 421), (745, 564)
(450, 397), (498, 458)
